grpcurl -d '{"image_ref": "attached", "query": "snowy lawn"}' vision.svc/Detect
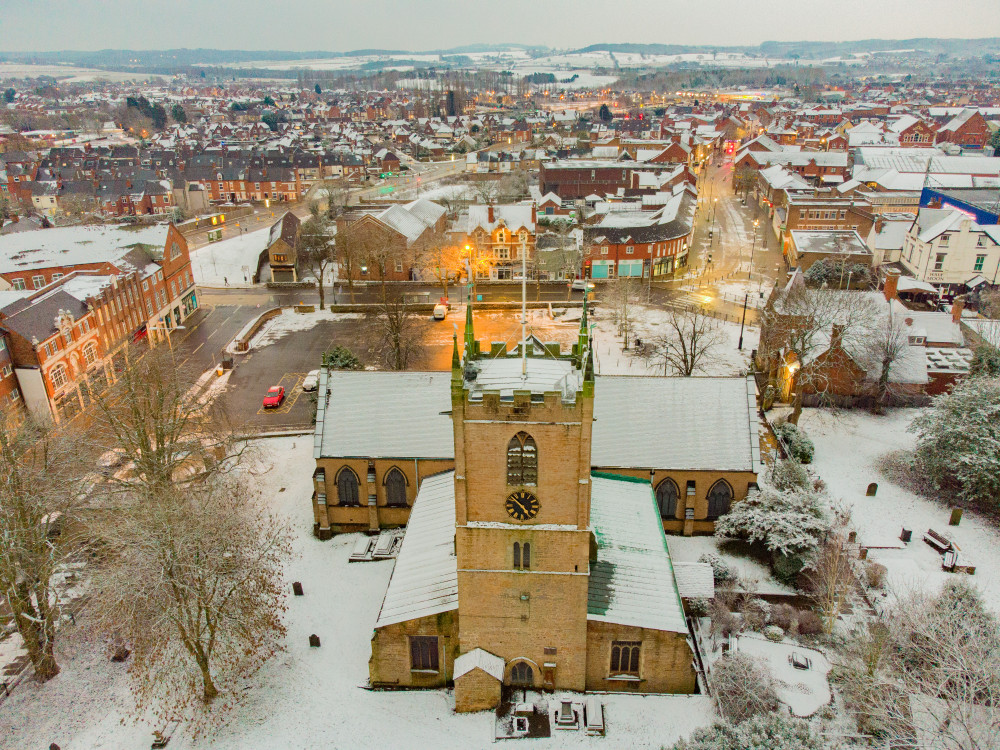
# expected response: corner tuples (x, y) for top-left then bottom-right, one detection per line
(0, 437), (717, 749)
(591, 305), (757, 377)
(798, 408), (1000, 614)
(235, 308), (366, 352)
(666, 535), (794, 596)
(733, 634), (832, 718)
(189, 227), (269, 287)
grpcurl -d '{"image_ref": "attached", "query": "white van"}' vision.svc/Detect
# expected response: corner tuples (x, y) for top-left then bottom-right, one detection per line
(433, 304), (448, 320)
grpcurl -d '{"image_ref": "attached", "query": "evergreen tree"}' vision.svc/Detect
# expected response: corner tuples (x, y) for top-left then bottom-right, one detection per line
(598, 103), (613, 123)
(314, 83), (322, 95)
(3, 88), (14, 103)
(171, 104), (187, 124)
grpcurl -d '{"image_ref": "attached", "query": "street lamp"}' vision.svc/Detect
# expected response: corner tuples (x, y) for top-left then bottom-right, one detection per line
(711, 197), (718, 241)
(748, 218), (760, 277)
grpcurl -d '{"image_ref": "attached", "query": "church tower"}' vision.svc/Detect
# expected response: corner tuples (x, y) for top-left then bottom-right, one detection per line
(451, 302), (596, 700)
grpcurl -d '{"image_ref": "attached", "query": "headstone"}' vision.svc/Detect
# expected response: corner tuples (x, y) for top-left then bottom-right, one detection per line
(900, 528), (912, 543)
(292, 581), (304, 596)
(866, 483), (878, 497)
(847, 531), (857, 544)
(949, 508), (963, 526)
(309, 634), (321, 648)
(859, 547), (868, 560)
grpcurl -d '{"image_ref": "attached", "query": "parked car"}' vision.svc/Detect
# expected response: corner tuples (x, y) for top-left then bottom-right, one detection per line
(571, 279), (595, 291)
(302, 370), (320, 392)
(432, 303), (448, 321)
(262, 386), (285, 408)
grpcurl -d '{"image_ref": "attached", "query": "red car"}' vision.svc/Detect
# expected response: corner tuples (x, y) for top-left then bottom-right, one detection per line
(262, 386), (285, 408)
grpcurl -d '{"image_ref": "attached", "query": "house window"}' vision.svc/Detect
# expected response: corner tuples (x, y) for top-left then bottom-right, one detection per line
(507, 431), (538, 486)
(977, 236), (986, 248)
(934, 253), (946, 271)
(11, 279), (25, 290)
(655, 478), (679, 519)
(384, 467), (407, 507)
(610, 641), (640, 676)
(83, 342), (98, 366)
(52, 273), (64, 281)
(410, 636), (439, 672)
(32, 275), (46, 289)
(50, 364), (68, 390)
(336, 468), (361, 506)
(1, 365), (11, 378)
(939, 235), (950, 247)
(600, 246), (609, 255)
(975, 254), (986, 272)
(395, 260), (403, 273)
(706, 480), (733, 519)
(10, 389), (20, 403)
(626, 246), (634, 255)
(514, 541), (531, 570)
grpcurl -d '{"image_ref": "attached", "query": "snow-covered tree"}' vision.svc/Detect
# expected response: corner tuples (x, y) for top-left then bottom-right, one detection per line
(642, 308), (727, 376)
(714, 484), (831, 557)
(671, 714), (829, 750)
(910, 376), (1000, 510)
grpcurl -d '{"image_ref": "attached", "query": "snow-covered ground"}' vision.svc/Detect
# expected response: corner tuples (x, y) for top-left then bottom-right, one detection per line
(591, 305), (757, 377)
(733, 634), (832, 718)
(189, 227), (269, 287)
(667, 535), (794, 596)
(234, 308), (365, 353)
(0, 437), (717, 749)
(798, 408), (1000, 614)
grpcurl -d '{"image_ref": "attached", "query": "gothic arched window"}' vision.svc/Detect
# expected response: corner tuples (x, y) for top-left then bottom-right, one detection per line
(706, 480), (733, 520)
(655, 478), (679, 519)
(336, 468), (360, 506)
(506, 432), (538, 486)
(384, 467), (407, 507)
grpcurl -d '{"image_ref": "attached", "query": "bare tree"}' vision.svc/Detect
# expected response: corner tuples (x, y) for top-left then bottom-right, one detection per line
(602, 277), (643, 348)
(369, 291), (419, 370)
(837, 582), (1000, 750)
(0, 417), (91, 680)
(804, 530), (855, 634)
(473, 179), (501, 205)
(88, 477), (292, 719)
(711, 652), (781, 724)
(90, 347), (251, 496)
(420, 236), (464, 299)
(758, 281), (879, 424)
(298, 204), (336, 308)
(320, 180), (350, 220)
(860, 309), (912, 411)
(644, 308), (727, 375)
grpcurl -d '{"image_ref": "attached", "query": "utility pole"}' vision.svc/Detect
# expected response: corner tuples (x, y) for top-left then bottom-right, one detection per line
(737, 293), (749, 350)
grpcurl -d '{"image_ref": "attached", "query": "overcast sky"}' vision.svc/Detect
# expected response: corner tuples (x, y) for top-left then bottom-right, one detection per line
(4, 0), (999, 52)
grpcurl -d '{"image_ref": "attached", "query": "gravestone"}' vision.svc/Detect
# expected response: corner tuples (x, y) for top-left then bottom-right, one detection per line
(866, 483), (878, 497)
(309, 634), (321, 648)
(292, 581), (304, 596)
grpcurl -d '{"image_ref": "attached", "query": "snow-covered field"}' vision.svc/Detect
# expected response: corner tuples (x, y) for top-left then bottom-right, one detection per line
(799, 408), (1000, 614)
(0, 437), (717, 749)
(237, 308), (365, 352)
(733, 634), (832, 717)
(189, 227), (270, 287)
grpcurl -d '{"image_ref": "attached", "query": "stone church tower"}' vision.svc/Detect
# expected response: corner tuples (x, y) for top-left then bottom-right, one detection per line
(451, 304), (596, 705)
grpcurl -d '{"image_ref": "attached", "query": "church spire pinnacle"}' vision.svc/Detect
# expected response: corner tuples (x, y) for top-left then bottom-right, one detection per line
(464, 295), (476, 360)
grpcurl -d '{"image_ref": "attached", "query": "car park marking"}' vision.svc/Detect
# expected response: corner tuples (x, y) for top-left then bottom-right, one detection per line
(257, 372), (309, 415)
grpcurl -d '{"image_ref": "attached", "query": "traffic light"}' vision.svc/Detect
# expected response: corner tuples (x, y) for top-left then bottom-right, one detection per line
(707, 254), (713, 264)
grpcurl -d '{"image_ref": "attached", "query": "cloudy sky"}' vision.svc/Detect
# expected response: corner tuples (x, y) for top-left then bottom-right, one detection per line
(4, 0), (999, 51)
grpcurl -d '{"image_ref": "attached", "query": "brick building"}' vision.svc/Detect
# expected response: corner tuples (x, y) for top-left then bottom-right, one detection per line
(465, 204), (537, 280)
(935, 109), (991, 149)
(336, 199), (447, 282)
(539, 160), (670, 200)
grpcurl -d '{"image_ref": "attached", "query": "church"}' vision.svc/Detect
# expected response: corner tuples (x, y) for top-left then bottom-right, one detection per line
(310, 304), (762, 711)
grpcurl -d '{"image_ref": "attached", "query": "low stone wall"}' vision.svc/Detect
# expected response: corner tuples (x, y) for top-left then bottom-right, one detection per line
(328, 301), (585, 313)
(265, 281), (317, 290)
(233, 307), (282, 353)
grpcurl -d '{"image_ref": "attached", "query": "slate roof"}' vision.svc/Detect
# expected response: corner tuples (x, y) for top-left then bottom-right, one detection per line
(587, 473), (688, 633)
(1, 288), (89, 342)
(374, 471), (458, 628)
(315, 371), (760, 474)
(0, 224), (169, 275)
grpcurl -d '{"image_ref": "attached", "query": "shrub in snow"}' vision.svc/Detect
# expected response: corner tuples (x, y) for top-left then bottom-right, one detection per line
(911, 376), (1000, 509)
(686, 597), (710, 617)
(767, 459), (812, 492)
(709, 598), (740, 638)
(764, 625), (784, 642)
(714, 486), (831, 558)
(772, 551), (807, 586)
(742, 598), (771, 631)
(670, 713), (829, 750)
(796, 609), (823, 635)
(710, 653), (780, 724)
(698, 552), (736, 583)
(864, 561), (887, 589)
(775, 422), (815, 464)
(325, 345), (361, 370)
(769, 603), (798, 632)
(970, 344), (1000, 378)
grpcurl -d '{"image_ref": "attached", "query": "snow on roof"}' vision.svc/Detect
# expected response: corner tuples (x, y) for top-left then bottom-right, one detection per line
(466, 356), (583, 400)
(315, 371), (454, 460)
(0, 224), (169, 274)
(671, 562), (715, 600)
(467, 204), (535, 233)
(453, 648), (504, 681)
(374, 471), (458, 628)
(0, 289), (30, 310)
(587, 473), (688, 633)
(592, 376), (760, 473)
(57, 274), (115, 301)
(896, 276), (937, 294)
(924, 347), (973, 374)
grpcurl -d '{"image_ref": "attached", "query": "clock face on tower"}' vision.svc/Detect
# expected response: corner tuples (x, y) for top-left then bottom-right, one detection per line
(505, 490), (540, 521)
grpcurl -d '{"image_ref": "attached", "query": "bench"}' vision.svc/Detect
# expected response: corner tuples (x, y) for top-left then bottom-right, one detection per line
(923, 529), (953, 554)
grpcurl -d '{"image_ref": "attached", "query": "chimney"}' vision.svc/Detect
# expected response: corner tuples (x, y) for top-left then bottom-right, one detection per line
(883, 270), (899, 302)
(952, 296), (965, 324)
(875, 217), (886, 233)
(488, 204), (494, 224)
(531, 203), (536, 224)
(830, 323), (845, 348)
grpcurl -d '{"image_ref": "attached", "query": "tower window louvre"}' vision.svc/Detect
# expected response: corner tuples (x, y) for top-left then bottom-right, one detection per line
(506, 431), (538, 486)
